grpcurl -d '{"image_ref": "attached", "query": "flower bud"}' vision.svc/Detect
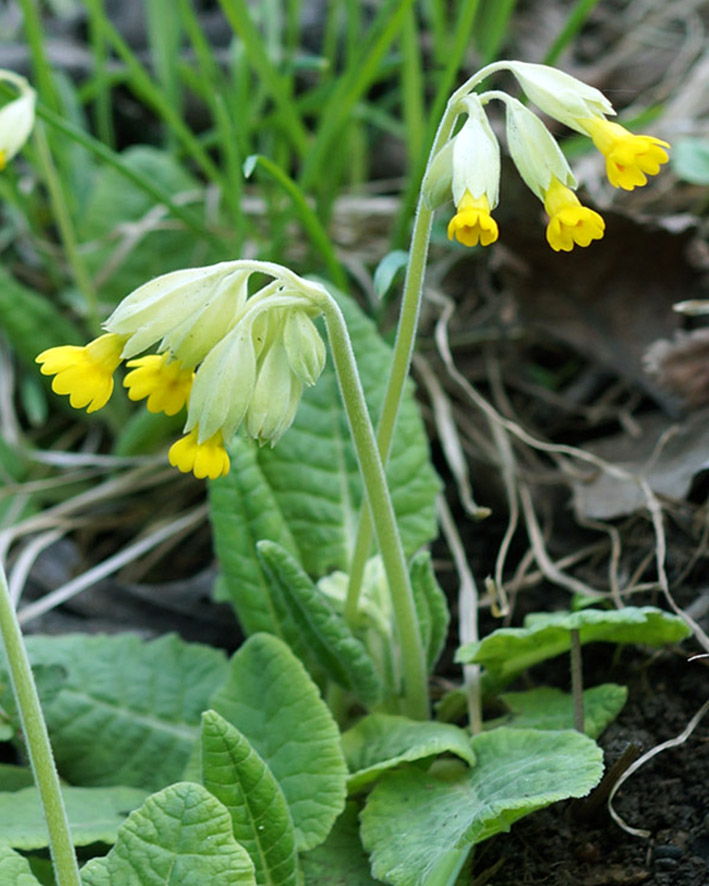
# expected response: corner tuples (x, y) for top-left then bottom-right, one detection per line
(451, 95), (501, 209)
(0, 71), (35, 170)
(283, 309), (326, 386)
(505, 99), (576, 200)
(246, 341), (303, 445)
(506, 61), (615, 133)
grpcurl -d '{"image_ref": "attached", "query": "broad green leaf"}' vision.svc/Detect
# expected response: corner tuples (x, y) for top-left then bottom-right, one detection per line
(485, 685), (628, 738)
(1, 634), (228, 790)
(456, 606), (690, 685)
(200, 710), (300, 886)
(410, 552), (449, 672)
(373, 250), (409, 300)
(300, 802), (380, 886)
(342, 714), (475, 793)
(361, 728), (603, 886)
(210, 634), (347, 851)
(78, 146), (219, 304)
(80, 782), (256, 886)
(210, 290), (440, 634)
(0, 785), (148, 849)
(0, 266), (82, 367)
(257, 540), (382, 705)
(672, 136), (709, 185)
(0, 845), (42, 886)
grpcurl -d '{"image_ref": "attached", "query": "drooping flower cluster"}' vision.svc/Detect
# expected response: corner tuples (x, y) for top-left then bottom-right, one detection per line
(423, 61), (670, 252)
(0, 69), (36, 171)
(36, 262), (328, 480)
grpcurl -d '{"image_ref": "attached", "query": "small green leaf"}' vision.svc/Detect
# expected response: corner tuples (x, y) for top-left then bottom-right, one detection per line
(342, 714), (475, 793)
(300, 802), (380, 886)
(200, 710), (300, 886)
(361, 728), (603, 886)
(243, 154), (259, 178)
(0, 845), (42, 886)
(80, 782), (256, 886)
(485, 685), (628, 738)
(257, 540), (382, 705)
(456, 606), (690, 685)
(0, 785), (148, 849)
(210, 634), (347, 851)
(373, 250), (409, 301)
(1, 634), (228, 790)
(672, 136), (709, 185)
(410, 552), (449, 672)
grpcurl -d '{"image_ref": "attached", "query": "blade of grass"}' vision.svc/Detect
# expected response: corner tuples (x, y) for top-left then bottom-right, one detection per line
(244, 154), (346, 289)
(15, 0), (61, 111)
(84, 0), (116, 148)
(218, 0), (310, 158)
(476, 0), (518, 64)
(401, 7), (426, 163)
(543, 0), (603, 65)
(145, 0), (184, 151)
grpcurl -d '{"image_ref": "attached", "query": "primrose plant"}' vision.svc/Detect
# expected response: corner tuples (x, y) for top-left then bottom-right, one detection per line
(0, 60), (674, 886)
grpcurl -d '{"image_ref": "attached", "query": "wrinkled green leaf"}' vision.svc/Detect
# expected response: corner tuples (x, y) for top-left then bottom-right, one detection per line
(257, 540), (382, 705)
(342, 714), (475, 793)
(80, 782), (256, 886)
(300, 802), (379, 886)
(0, 634), (228, 790)
(0, 845), (42, 886)
(0, 785), (148, 849)
(210, 289), (440, 634)
(456, 606), (690, 685)
(410, 552), (449, 672)
(485, 685), (628, 738)
(210, 634), (347, 851)
(200, 710), (300, 886)
(361, 728), (603, 886)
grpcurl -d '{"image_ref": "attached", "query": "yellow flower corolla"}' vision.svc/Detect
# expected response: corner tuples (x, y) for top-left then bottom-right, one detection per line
(168, 428), (230, 480)
(123, 353), (193, 416)
(36, 333), (127, 413)
(543, 177), (605, 252)
(579, 117), (669, 190)
(447, 191), (499, 248)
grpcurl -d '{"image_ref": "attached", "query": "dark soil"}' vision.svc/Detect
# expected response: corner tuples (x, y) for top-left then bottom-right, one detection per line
(472, 649), (709, 886)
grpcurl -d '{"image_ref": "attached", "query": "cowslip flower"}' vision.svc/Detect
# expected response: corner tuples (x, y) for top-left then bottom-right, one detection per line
(505, 98), (604, 252)
(36, 333), (127, 413)
(543, 176), (605, 252)
(0, 70), (36, 171)
(423, 94), (500, 247)
(168, 429), (231, 480)
(505, 61), (669, 190)
(123, 352), (194, 416)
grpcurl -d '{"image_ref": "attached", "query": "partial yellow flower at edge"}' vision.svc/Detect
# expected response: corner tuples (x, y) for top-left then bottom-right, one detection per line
(168, 428), (230, 480)
(447, 191), (499, 248)
(543, 177), (605, 253)
(123, 353), (194, 416)
(36, 333), (126, 413)
(579, 117), (669, 191)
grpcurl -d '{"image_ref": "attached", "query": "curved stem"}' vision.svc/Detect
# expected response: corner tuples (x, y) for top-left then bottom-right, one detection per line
(0, 564), (81, 886)
(316, 294), (428, 719)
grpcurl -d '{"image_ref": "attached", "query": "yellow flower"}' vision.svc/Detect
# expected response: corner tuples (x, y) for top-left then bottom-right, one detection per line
(543, 177), (605, 252)
(168, 428), (230, 480)
(36, 333), (126, 413)
(447, 191), (499, 247)
(123, 353), (193, 416)
(579, 117), (669, 190)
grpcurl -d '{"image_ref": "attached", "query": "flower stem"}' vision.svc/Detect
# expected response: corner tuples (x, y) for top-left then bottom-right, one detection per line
(0, 564), (81, 886)
(317, 294), (428, 720)
(343, 61), (509, 624)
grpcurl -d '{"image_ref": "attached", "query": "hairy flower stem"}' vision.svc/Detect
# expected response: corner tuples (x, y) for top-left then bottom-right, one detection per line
(0, 564), (81, 886)
(317, 293), (428, 720)
(344, 64), (501, 624)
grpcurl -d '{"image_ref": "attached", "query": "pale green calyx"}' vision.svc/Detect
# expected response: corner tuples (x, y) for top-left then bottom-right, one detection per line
(185, 319), (257, 443)
(283, 308), (326, 386)
(0, 70), (36, 169)
(451, 95), (501, 208)
(505, 98), (576, 200)
(246, 335), (303, 446)
(421, 139), (454, 210)
(506, 61), (615, 134)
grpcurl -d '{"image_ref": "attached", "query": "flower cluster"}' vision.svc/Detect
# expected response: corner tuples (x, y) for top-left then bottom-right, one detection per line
(36, 262), (328, 480)
(0, 69), (36, 171)
(423, 61), (670, 252)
